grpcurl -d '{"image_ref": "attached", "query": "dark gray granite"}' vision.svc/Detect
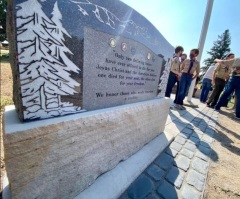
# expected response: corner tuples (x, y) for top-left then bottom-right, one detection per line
(127, 174), (154, 199)
(8, 0), (174, 121)
(173, 155), (190, 171)
(83, 27), (162, 110)
(155, 153), (174, 171)
(146, 164), (165, 181)
(165, 148), (178, 158)
(157, 180), (178, 199)
(165, 166), (185, 189)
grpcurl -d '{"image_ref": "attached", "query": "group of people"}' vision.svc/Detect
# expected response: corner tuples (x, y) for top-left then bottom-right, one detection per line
(201, 55), (240, 119)
(165, 46), (240, 120)
(165, 46), (200, 110)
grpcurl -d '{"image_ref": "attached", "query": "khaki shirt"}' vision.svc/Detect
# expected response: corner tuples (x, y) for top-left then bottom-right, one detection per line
(171, 57), (181, 72)
(214, 63), (231, 79)
(221, 59), (240, 76)
(181, 59), (200, 75)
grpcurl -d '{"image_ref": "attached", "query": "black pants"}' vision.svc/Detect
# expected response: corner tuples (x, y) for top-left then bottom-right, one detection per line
(165, 71), (179, 103)
(207, 77), (226, 107)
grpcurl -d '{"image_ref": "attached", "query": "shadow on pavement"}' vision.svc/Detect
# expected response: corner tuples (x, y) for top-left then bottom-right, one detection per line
(119, 107), (218, 199)
(196, 107), (240, 155)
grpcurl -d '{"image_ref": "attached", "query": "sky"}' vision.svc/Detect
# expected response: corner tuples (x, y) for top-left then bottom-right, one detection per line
(120, 0), (240, 67)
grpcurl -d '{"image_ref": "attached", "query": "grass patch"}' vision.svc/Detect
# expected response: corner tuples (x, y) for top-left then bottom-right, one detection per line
(0, 97), (13, 110)
(0, 49), (9, 55)
(0, 49), (10, 62)
(197, 83), (201, 89)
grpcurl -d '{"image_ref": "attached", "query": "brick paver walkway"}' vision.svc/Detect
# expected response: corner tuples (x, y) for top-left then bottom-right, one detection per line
(119, 105), (218, 199)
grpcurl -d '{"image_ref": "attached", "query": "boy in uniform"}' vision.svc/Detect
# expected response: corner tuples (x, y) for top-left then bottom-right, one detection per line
(206, 53), (234, 108)
(181, 54), (187, 63)
(165, 46), (184, 105)
(214, 57), (240, 120)
(175, 49), (200, 110)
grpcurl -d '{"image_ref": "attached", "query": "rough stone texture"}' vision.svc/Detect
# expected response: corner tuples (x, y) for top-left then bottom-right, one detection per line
(119, 106), (219, 199)
(155, 153), (174, 171)
(118, 194), (129, 199)
(199, 141), (211, 148)
(186, 170), (205, 191)
(192, 157), (209, 175)
(205, 128), (215, 137)
(174, 135), (187, 145)
(186, 124), (194, 130)
(169, 141), (182, 152)
(182, 128), (193, 135)
(181, 184), (201, 199)
(197, 125), (206, 131)
(183, 142), (197, 152)
(174, 155), (190, 171)
(6, 0), (24, 121)
(179, 148), (194, 159)
(188, 136), (200, 145)
(127, 174), (154, 199)
(195, 151), (209, 162)
(157, 181), (178, 199)
(146, 195), (159, 199)
(165, 148), (178, 158)
(191, 131), (199, 138)
(146, 164), (165, 181)
(178, 132), (190, 139)
(193, 129), (204, 135)
(3, 98), (170, 199)
(166, 166), (185, 189)
(198, 145), (212, 156)
(202, 134), (214, 144)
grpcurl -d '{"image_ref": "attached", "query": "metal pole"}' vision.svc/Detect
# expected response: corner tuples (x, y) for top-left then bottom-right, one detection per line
(187, 0), (214, 102)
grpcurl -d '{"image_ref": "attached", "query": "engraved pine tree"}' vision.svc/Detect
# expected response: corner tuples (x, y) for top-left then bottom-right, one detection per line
(158, 60), (171, 97)
(16, 0), (80, 120)
(49, 2), (80, 74)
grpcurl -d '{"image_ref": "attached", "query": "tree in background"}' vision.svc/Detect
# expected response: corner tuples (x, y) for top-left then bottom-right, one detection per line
(0, 0), (7, 41)
(202, 29), (231, 74)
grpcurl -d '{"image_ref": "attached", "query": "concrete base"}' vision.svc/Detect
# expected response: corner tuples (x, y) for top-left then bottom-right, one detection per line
(74, 131), (173, 199)
(3, 98), (170, 199)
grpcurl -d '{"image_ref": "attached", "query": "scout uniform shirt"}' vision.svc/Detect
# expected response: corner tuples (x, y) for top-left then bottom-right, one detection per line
(221, 58), (240, 77)
(181, 59), (200, 75)
(214, 63), (231, 79)
(171, 56), (181, 73)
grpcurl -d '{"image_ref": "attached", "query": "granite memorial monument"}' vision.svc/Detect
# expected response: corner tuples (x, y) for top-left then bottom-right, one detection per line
(4, 0), (174, 198)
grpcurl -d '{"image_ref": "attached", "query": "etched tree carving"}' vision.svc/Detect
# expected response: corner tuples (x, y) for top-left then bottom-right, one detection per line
(16, 0), (80, 120)
(158, 60), (171, 97)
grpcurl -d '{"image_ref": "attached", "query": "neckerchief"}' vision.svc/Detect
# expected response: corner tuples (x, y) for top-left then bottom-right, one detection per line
(187, 60), (194, 75)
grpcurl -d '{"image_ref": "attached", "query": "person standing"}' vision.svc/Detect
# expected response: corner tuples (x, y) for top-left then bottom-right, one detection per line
(214, 57), (240, 120)
(193, 76), (201, 97)
(165, 46), (184, 104)
(175, 49), (200, 110)
(181, 54), (187, 63)
(200, 64), (216, 103)
(206, 53), (234, 108)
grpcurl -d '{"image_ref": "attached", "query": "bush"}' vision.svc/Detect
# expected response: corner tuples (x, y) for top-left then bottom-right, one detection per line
(0, 97), (13, 110)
